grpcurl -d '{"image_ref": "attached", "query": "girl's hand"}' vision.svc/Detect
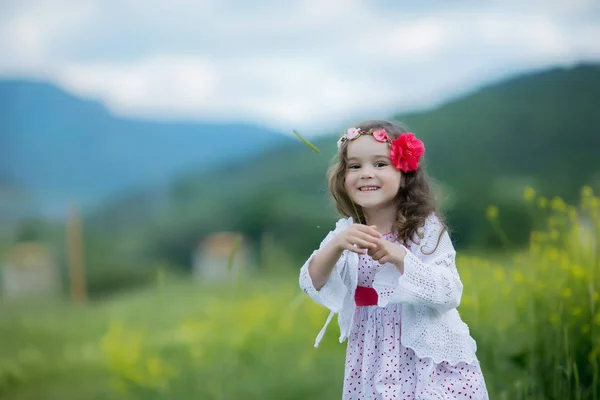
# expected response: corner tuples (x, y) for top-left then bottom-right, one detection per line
(368, 239), (407, 269)
(334, 224), (382, 254)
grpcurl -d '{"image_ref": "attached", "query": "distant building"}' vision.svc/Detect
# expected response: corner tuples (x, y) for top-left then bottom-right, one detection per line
(1, 242), (61, 300)
(192, 232), (252, 281)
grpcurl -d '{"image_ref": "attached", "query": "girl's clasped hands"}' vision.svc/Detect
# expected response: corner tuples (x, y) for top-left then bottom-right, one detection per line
(333, 224), (407, 268)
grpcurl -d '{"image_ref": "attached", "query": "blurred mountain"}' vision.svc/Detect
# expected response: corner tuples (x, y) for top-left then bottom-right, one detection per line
(0, 80), (291, 217)
(102, 63), (599, 264)
(6, 63), (600, 274)
(394, 63), (600, 245)
(400, 63), (600, 194)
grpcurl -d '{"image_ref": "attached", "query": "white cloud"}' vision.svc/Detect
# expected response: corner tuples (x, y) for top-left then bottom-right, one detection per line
(354, 18), (452, 61)
(1, 1), (599, 134)
(57, 56), (220, 113)
(55, 56), (396, 132)
(0, 0), (97, 70)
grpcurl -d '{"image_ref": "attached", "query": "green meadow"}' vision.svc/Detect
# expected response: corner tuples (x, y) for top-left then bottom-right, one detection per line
(1, 187), (598, 399)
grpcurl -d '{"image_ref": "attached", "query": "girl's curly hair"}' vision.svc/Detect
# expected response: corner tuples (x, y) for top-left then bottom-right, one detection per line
(328, 120), (445, 250)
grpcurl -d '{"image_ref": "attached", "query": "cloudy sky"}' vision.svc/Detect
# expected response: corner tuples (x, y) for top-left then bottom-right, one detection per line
(1, 0), (599, 135)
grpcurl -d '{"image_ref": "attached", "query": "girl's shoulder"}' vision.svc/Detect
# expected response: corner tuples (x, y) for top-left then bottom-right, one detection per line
(412, 213), (449, 250)
(412, 212), (442, 234)
(422, 212), (444, 232)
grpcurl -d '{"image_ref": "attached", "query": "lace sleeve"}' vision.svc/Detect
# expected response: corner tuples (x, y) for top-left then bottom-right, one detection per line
(373, 214), (463, 313)
(298, 223), (350, 313)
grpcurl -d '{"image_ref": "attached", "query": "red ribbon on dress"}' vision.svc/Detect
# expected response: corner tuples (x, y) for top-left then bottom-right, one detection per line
(354, 286), (378, 306)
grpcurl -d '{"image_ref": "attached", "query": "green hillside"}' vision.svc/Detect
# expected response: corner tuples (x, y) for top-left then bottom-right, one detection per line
(400, 63), (600, 195)
(81, 63), (600, 274)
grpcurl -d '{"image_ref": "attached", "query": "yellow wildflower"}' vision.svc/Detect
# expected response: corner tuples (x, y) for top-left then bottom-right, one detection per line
(524, 186), (536, 202)
(493, 268), (505, 281)
(571, 265), (585, 279)
(486, 205), (499, 220)
(550, 196), (567, 212)
(537, 196), (548, 209)
(512, 270), (524, 284)
(546, 247), (559, 261)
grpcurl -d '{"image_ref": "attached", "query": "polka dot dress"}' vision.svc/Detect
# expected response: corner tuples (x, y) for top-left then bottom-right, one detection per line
(343, 232), (489, 400)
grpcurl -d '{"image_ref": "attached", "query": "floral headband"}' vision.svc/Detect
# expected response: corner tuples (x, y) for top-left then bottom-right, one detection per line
(337, 127), (425, 173)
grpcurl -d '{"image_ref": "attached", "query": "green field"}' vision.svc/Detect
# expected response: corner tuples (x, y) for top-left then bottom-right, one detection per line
(1, 188), (599, 399)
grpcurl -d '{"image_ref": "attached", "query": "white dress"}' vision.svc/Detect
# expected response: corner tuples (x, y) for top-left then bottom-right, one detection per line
(342, 232), (489, 400)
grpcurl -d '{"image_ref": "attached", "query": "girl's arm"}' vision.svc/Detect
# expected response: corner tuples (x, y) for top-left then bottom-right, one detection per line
(373, 214), (463, 313)
(306, 236), (345, 291)
(300, 220), (380, 312)
(299, 230), (349, 313)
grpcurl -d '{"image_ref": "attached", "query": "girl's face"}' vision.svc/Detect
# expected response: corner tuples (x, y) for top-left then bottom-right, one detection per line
(344, 135), (402, 212)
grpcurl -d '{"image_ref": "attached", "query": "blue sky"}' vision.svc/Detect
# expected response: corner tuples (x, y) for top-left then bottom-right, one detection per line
(1, 0), (599, 135)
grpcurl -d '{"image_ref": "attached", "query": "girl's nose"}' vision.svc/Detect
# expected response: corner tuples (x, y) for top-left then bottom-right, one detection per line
(360, 167), (375, 179)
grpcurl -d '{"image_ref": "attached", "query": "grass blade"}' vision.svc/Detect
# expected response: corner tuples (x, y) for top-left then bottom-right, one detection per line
(293, 130), (320, 154)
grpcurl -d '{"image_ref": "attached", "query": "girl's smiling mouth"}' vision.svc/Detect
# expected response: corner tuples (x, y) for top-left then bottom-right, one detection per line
(358, 186), (380, 191)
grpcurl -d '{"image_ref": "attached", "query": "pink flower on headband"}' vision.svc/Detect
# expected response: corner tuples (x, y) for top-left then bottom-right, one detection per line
(346, 128), (361, 140)
(390, 132), (425, 173)
(372, 129), (389, 143)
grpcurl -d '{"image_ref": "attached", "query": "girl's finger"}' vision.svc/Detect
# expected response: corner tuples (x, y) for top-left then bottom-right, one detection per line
(379, 255), (391, 264)
(346, 245), (367, 254)
(371, 249), (385, 261)
(357, 225), (382, 238)
(356, 232), (380, 245)
(351, 238), (377, 249)
(368, 225), (381, 237)
(349, 234), (377, 247)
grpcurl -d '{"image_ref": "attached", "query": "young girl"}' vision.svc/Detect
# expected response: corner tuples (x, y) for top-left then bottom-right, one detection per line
(299, 120), (489, 399)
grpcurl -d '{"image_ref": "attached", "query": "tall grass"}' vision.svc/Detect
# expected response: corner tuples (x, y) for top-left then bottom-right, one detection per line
(465, 185), (600, 399)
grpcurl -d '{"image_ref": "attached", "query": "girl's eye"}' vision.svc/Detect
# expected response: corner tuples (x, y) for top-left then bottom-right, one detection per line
(375, 162), (387, 168)
(348, 164), (360, 169)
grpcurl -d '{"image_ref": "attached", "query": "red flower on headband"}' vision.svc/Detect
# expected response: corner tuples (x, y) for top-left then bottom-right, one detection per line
(390, 133), (425, 172)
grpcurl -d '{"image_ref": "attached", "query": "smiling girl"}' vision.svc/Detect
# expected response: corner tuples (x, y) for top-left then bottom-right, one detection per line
(299, 120), (488, 399)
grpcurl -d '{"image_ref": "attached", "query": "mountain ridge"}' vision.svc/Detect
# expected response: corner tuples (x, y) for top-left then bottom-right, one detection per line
(0, 79), (292, 217)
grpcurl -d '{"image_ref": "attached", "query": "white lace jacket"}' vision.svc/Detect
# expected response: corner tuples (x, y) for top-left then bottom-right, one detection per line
(298, 214), (478, 365)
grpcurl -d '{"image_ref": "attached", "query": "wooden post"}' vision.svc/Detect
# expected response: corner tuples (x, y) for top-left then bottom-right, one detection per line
(67, 205), (87, 303)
